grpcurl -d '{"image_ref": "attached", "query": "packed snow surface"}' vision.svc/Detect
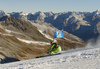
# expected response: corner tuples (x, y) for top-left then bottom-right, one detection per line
(0, 46), (100, 69)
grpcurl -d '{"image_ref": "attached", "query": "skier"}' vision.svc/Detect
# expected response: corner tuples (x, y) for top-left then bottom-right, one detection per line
(47, 41), (61, 54)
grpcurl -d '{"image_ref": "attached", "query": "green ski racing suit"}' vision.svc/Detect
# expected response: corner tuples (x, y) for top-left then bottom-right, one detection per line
(47, 43), (61, 54)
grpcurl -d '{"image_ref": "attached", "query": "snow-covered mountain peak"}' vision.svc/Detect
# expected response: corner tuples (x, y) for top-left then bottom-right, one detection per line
(0, 10), (5, 13)
(44, 11), (54, 17)
(96, 9), (100, 14)
(94, 9), (100, 14)
(0, 10), (9, 17)
(31, 12), (35, 15)
(97, 9), (100, 12)
(34, 11), (43, 15)
(28, 12), (34, 15)
(20, 11), (28, 16)
(39, 12), (45, 16)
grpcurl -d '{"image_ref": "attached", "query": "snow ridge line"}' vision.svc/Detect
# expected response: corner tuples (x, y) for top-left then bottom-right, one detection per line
(17, 38), (50, 45)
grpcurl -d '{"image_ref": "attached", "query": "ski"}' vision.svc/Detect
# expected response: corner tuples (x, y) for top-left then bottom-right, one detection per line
(36, 53), (61, 58)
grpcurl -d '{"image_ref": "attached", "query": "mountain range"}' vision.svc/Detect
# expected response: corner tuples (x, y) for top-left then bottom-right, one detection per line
(1, 10), (100, 41)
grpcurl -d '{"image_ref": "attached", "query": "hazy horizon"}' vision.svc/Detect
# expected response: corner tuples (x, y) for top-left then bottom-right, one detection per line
(0, 0), (100, 13)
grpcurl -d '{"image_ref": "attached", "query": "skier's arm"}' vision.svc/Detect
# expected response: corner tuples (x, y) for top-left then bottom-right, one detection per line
(48, 44), (55, 51)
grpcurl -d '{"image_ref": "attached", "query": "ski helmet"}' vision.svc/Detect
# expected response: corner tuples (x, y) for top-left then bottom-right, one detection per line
(50, 41), (55, 45)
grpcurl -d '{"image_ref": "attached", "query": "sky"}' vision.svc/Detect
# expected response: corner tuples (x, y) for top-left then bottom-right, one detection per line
(0, 0), (100, 13)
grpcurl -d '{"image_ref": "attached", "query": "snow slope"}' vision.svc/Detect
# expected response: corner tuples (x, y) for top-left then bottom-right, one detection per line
(0, 46), (100, 69)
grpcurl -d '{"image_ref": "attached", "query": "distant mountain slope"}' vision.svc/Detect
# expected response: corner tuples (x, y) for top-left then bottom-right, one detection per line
(0, 10), (9, 18)
(0, 16), (50, 42)
(27, 10), (100, 41)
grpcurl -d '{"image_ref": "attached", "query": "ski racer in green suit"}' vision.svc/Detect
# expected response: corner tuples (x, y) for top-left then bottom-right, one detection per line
(47, 41), (61, 54)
